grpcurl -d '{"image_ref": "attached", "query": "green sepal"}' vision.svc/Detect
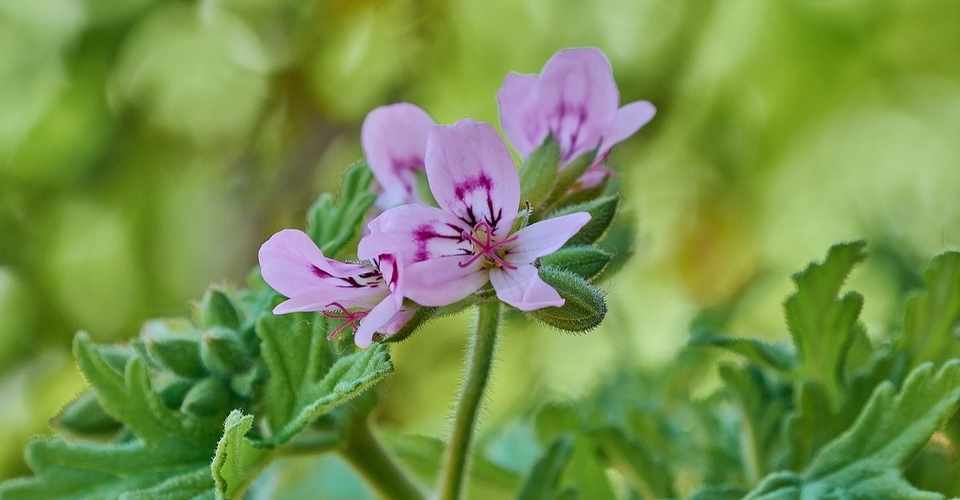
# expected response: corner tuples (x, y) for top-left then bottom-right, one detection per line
(196, 288), (242, 331)
(531, 266), (607, 332)
(306, 161), (377, 258)
(383, 306), (436, 343)
(201, 327), (253, 377)
(520, 136), (561, 209)
(541, 148), (598, 211)
(140, 319), (206, 379)
(54, 391), (122, 435)
(180, 377), (232, 418)
(539, 245), (611, 281)
(516, 436), (576, 500)
(549, 195), (619, 246)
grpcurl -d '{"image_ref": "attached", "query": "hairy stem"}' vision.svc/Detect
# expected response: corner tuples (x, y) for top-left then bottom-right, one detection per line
(339, 419), (425, 500)
(437, 301), (501, 500)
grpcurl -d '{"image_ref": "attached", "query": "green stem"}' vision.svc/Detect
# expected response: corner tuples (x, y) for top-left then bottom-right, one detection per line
(339, 419), (425, 500)
(437, 301), (501, 500)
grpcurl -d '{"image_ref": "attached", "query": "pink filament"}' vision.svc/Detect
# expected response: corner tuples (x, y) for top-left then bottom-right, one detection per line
(459, 222), (518, 270)
(322, 302), (368, 339)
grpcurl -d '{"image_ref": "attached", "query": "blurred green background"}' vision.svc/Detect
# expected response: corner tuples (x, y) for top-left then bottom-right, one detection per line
(2, 0), (960, 484)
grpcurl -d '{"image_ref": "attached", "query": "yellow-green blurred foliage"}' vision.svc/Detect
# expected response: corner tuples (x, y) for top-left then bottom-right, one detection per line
(2, 0), (959, 480)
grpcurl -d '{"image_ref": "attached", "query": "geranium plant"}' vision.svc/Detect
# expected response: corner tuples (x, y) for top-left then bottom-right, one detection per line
(2, 47), (959, 500)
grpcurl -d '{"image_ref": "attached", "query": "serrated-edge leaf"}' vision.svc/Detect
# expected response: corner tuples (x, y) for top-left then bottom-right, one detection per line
(690, 334), (795, 372)
(269, 344), (393, 445)
(593, 427), (675, 499)
(211, 411), (269, 500)
(784, 241), (867, 403)
(902, 251), (960, 366)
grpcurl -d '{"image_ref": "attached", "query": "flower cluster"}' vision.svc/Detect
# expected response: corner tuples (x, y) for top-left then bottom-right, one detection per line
(258, 47), (654, 347)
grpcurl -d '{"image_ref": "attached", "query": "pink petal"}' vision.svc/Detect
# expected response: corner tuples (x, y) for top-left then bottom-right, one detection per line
(354, 293), (403, 348)
(537, 48), (619, 162)
(358, 204), (469, 263)
(571, 164), (611, 192)
(489, 265), (564, 311)
(598, 100), (656, 159)
(497, 72), (542, 157)
(381, 307), (416, 335)
(258, 229), (365, 297)
(403, 257), (489, 307)
(425, 120), (520, 237)
(361, 103), (435, 207)
(506, 212), (592, 265)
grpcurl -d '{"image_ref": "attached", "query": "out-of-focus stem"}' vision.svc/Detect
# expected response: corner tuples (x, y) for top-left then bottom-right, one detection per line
(339, 419), (425, 500)
(437, 301), (501, 500)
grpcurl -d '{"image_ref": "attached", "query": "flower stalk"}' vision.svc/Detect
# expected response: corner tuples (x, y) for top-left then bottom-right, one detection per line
(437, 301), (501, 500)
(339, 419), (426, 500)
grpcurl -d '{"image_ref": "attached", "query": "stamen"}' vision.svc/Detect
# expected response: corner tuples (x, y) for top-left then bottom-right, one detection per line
(458, 222), (518, 270)
(321, 302), (368, 339)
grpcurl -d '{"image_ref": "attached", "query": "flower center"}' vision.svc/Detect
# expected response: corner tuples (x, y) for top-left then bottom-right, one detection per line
(458, 222), (517, 270)
(321, 302), (368, 339)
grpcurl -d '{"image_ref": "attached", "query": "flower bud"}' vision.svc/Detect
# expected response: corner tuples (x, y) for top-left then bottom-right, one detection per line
(56, 391), (121, 435)
(196, 288), (241, 330)
(200, 326), (252, 376)
(531, 266), (606, 332)
(140, 319), (205, 379)
(180, 377), (230, 417)
(154, 372), (195, 409)
(540, 246), (611, 281)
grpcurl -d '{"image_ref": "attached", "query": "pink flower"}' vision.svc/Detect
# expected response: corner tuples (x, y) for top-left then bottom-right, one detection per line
(358, 120), (591, 311)
(258, 229), (411, 347)
(361, 103), (435, 208)
(497, 47), (656, 190)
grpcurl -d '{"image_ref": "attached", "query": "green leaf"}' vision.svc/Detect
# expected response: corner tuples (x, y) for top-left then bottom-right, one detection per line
(73, 332), (221, 451)
(255, 313), (393, 445)
(211, 411), (270, 500)
(690, 334), (795, 372)
(745, 361), (960, 500)
(901, 251), (960, 366)
(718, 363), (790, 485)
(549, 195), (619, 246)
(689, 485), (749, 500)
(593, 427), (675, 499)
(534, 404), (617, 500)
(306, 161), (377, 258)
(539, 245), (611, 281)
(0, 333), (231, 499)
(531, 267), (607, 332)
(520, 137), (561, 209)
(784, 241), (867, 404)
(517, 437), (575, 500)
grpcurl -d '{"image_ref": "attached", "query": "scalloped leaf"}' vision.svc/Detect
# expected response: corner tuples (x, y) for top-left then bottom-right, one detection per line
(255, 312), (393, 445)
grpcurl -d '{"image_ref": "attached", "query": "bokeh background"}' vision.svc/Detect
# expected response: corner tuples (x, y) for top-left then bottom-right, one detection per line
(2, 0), (960, 485)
